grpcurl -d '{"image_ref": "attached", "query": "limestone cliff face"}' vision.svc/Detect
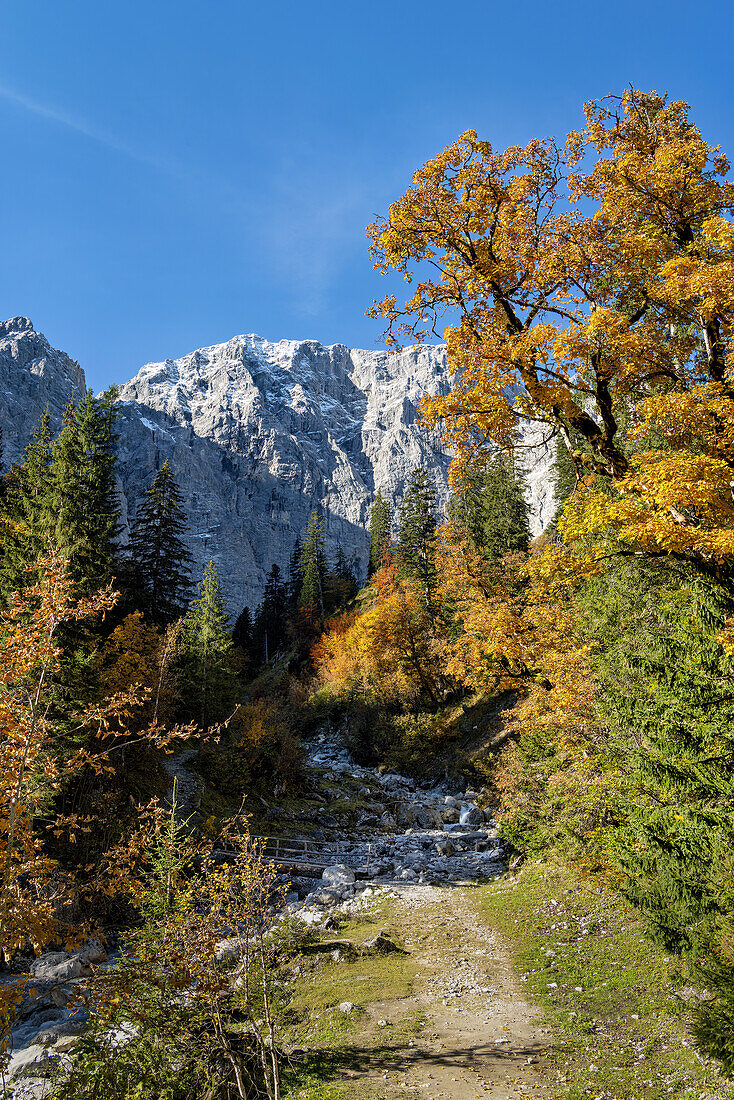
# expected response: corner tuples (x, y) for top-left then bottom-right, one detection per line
(0, 319), (555, 614)
(0, 317), (86, 464)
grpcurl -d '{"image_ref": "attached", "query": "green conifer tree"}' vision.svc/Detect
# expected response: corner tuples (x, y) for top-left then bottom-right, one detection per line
(232, 604), (253, 652)
(287, 536), (304, 608)
(180, 558), (238, 728)
(447, 464), (487, 549)
(130, 460), (193, 623)
(298, 511), (326, 616)
(583, 562), (734, 1072)
(368, 491), (391, 576)
(325, 545), (358, 610)
(252, 563), (288, 664)
(397, 467), (438, 609)
(51, 390), (121, 591)
(480, 454), (530, 560)
(0, 409), (54, 598)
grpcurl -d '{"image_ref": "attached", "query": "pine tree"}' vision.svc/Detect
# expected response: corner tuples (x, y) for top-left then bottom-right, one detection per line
(299, 511), (326, 616)
(179, 558), (238, 728)
(130, 460), (193, 624)
(368, 492), (391, 576)
(397, 467), (438, 609)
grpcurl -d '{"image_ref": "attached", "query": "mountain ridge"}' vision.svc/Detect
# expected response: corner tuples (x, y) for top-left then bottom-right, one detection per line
(0, 317), (555, 613)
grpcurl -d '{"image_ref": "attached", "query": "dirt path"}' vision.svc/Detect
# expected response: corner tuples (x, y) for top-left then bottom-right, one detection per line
(358, 884), (551, 1099)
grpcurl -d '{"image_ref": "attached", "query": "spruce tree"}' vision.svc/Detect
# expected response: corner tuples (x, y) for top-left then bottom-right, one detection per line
(325, 545), (358, 610)
(252, 563), (288, 663)
(397, 467), (438, 609)
(582, 561), (734, 1070)
(180, 558), (238, 728)
(447, 464), (487, 549)
(130, 460), (193, 624)
(480, 454), (530, 560)
(232, 604), (253, 652)
(298, 511), (326, 615)
(368, 491), (391, 575)
(0, 409), (54, 598)
(287, 536), (304, 608)
(51, 390), (121, 591)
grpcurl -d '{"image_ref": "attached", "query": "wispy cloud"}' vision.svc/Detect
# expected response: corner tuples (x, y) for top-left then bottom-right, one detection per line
(0, 81), (188, 176)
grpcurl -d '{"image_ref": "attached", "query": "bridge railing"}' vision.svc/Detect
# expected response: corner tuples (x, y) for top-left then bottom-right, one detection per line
(214, 836), (374, 874)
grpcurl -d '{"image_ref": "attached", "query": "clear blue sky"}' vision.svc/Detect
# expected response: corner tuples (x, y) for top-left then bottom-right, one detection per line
(1, 0), (732, 390)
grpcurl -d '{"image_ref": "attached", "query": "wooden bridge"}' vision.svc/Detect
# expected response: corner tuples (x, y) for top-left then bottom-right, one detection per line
(213, 836), (375, 878)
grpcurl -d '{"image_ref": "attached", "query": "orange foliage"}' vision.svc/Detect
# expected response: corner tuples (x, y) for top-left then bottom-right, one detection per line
(312, 561), (445, 706)
(0, 551), (183, 967)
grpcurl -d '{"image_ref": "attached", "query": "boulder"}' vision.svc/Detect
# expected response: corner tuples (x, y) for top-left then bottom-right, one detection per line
(435, 839), (456, 857)
(361, 933), (404, 955)
(339, 1001), (356, 1014)
(7, 1043), (55, 1080)
(380, 812), (397, 830)
(443, 795), (459, 809)
(30, 952), (87, 983)
(322, 864), (356, 887)
(441, 807), (460, 824)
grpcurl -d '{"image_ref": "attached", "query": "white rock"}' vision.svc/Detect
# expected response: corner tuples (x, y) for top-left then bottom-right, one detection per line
(30, 952), (87, 983)
(339, 1002), (355, 1014)
(322, 864), (355, 886)
(7, 1044), (50, 1079)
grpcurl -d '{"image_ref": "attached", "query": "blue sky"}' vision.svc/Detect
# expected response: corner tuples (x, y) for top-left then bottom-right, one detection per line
(1, 0), (732, 389)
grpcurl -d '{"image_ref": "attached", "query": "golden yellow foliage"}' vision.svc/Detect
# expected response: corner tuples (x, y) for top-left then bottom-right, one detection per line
(368, 89), (734, 566)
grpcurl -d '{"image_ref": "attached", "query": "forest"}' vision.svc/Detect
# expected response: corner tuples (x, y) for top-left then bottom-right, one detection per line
(2, 86), (734, 1099)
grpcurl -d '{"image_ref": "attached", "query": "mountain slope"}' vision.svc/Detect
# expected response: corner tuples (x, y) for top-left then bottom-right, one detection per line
(0, 319), (556, 613)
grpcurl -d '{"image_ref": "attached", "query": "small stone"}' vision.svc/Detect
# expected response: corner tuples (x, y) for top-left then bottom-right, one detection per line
(339, 1001), (355, 1014)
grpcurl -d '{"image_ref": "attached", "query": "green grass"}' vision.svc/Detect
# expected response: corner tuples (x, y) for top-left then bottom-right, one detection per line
(279, 903), (424, 1100)
(474, 860), (734, 1100)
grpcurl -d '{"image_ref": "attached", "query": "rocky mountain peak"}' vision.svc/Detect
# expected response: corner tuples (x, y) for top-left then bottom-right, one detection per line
(0, 319), (555, 613)
(0, 317), (87, 465)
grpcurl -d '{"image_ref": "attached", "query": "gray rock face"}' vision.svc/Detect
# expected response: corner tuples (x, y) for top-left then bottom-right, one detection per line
(0, 317), (86, 466)
(0, 318), (556, 614)
(115, 334), (457, 613)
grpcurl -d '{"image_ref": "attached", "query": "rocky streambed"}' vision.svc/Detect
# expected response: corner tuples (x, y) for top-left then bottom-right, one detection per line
(3, 725), (508, 1097)
(277, 727), (508, 927)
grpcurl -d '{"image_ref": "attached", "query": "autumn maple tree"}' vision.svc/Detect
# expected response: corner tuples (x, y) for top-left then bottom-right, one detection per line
(368, 88), (734, 566)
